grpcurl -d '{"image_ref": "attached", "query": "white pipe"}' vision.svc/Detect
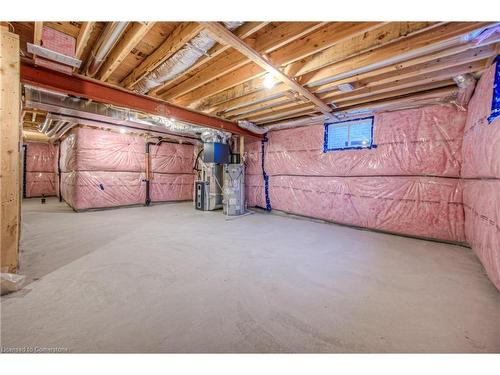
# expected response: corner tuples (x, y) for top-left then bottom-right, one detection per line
(87, 22), (129, 77)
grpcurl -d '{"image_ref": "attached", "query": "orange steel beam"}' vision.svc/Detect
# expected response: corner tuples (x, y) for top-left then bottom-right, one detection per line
(20, 63), (261, 139)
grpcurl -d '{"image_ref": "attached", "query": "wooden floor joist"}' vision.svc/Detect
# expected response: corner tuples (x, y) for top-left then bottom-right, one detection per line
(11, 21), (499, 128)
(201, 22), (336, 118)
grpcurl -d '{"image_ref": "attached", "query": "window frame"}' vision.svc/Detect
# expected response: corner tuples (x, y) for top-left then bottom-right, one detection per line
(323, 116), (376, 152)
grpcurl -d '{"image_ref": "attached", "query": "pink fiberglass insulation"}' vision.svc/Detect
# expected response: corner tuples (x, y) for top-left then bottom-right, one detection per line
(245, 138), (263, 176)
(60, 171), (145, 210)
(245, 139), (265, 207)
(268, 175), (465, 242)
(460, 61), (500, 290)
(263, 104), (466, 177)
(463, 180), (500, 290)
(245, 174), (266, 208)
(34, 26), (75, 75)
(59, 127), (145, 172)
(150, 173), (194, 202)
(25, 172), (56, 198)
(25, 142), (57, 173)
(24, 142), (57, 197)
(150, 142), (195, 174)
(462, 63), (500, 178)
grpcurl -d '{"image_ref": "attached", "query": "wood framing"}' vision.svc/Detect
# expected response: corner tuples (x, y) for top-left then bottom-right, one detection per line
(10, 21), (498, 129)
(121, 22), (204, 89)
(201, 22), (335, 117)
(0, 26), (21, 273)
(98, 22), (156, 81)
(75, 22), (96, 60)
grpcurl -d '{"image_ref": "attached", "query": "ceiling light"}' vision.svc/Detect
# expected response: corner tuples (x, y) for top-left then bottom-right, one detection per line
(263, 73), (276, 89)
(338, 83), (354, 92)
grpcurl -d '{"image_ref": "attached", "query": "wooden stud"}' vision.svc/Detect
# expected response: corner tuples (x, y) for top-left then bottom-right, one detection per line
(0, 26), (21, 273)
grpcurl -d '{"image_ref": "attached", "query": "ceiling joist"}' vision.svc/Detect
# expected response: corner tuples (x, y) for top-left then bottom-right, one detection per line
(201, 21), (335, 118)
(98, 22), (156, 81)
(121, 22), (204, 89)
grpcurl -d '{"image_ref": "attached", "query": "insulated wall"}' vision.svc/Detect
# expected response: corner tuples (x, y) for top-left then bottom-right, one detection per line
(461, 62), (500, 290)
(246, 104), (467, 243)
(59, 126), (195, 210)
(24, 142), (57, 198)
(149, 142), (195, 203)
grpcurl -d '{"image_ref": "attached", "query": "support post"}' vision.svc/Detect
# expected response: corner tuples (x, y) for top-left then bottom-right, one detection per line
(1, 26), (21, 273)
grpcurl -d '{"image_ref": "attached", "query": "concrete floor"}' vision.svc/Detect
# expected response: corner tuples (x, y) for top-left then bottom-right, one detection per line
(1, 198), (499, 353)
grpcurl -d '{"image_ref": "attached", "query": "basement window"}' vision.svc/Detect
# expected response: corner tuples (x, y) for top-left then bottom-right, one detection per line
(323, 117), (375, 152)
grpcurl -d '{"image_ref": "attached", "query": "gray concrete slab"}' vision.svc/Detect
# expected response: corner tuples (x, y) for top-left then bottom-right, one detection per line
(1, 198), (499, 353)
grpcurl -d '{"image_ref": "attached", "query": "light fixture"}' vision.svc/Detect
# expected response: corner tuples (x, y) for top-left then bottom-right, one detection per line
(119, 128), (127, 134)
(338, 83), (354, 92)
(263, 73), (276, 89)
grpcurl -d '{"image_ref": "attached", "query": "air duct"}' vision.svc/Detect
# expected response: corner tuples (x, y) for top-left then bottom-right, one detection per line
(24, 85), (230, 142)
(86, 22), (129, 77)
(134, 22), (243, 94)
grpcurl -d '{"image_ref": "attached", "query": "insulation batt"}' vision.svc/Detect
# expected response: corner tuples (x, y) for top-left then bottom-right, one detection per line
(461, 62), (500, 291)
(463, 180), (500, 290)
(150, 143), (195, 174)
(245, 139), (265, 208)
(264, 105), (466, 177)
(25, 142), (57, 172)
(59, 126), (196, 209)
(25, 172), (56, 198)
(24, 142), (57, 197)
(150, 173), (194, 202)
(245, 104), (468, 243)
(461, 64), (500, 178)
(60, 127), (146, 172)
(268, 175), (465, 242)
(60, 171), (146, 210)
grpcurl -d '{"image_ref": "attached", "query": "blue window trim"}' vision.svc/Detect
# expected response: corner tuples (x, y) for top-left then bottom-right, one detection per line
(323, 116), (376, 152)
(487, 54), (500, 124)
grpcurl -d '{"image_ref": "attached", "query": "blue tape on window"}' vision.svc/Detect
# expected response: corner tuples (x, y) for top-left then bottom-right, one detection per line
(324, 116), (376, 152)
(261, 133), (272, 211)
(487, 55), (500, 124)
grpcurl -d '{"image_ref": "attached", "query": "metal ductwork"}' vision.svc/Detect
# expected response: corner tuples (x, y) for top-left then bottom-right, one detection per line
(25, 85), (231, 142)
(86, 22), (129, 77)
(134, 22), (243, 94)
